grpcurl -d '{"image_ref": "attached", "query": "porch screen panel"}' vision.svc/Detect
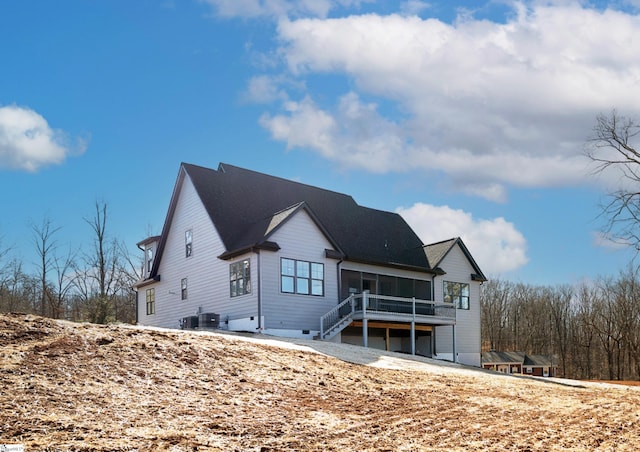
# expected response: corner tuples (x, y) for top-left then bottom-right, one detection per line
(379, 275), (396, 296)
(397, 277), (413, 298)
(341, 270), (361, 300)
(415, 280), (431, 300)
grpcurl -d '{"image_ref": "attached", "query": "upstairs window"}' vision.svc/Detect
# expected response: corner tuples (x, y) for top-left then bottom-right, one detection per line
(185, 230), (192, 258)
(281, 258), (324, 296)
(230, 259), (251, 297)
(146, 247), (153, 273)
(444, 281), (470, 310)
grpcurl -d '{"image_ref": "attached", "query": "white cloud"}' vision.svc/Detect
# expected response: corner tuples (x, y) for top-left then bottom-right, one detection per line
(260, 92), (412, 172)
(591, 230), (630, 251)
(201, 0), (371, 19)
(243, 75), (287, 103)
(399, 1), (431, 16)
(253, 3), (640, 199)
(396, 202), (529, 274)
(0, 105), (87, 172)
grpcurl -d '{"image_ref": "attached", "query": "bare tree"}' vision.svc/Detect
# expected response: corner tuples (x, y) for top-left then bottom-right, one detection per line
(547, 285), (573, 377)
(51, 247), (77, 319)
(0, 234), (12, 289)
(0, 259), (27, 313)
(571, 282), (598, 379)
(114, 241), (142, 323)
(587, 110), (640, 251)
(82, 202), (115, 323)
(31, 216), (61, 317)
(75, 201), (135, 324)
(480, 278), (510, 351)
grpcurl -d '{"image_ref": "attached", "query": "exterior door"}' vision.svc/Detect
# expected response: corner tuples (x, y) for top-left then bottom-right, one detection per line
(362, 276), (377, 294)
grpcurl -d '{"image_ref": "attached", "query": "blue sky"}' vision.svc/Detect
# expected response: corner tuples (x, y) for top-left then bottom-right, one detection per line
(1, 0), (640, 285)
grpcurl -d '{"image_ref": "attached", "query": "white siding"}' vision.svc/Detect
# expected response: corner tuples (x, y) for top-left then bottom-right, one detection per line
(433, 244), (482, 366)
(137, 174), (258, 329)
(260, 209), (339, 331)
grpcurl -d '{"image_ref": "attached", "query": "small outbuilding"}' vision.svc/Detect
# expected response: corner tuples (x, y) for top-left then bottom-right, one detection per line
(482, 351), (557, 377)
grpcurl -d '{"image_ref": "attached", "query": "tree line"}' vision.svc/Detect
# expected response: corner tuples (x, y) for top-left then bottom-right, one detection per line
(479, 110), (640, 381)
(481, 270), (640, 380)
(0, 202), (141, 324)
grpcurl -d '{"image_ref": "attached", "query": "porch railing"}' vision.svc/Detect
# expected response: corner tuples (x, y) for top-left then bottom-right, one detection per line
(320, 291), (456, 340)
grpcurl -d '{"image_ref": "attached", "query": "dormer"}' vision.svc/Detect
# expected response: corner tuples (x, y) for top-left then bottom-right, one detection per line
(137, 236), (161, 279)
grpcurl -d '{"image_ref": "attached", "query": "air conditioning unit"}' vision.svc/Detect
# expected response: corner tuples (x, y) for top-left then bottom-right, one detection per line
(198, 313), (220, 329)
(181, 316), (199, 329)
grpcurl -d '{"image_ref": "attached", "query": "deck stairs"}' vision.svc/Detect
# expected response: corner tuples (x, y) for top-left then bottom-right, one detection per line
(319, 295), (356, 340)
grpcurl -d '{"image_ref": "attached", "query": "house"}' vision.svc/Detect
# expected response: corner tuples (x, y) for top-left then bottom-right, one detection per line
(481, 351), (558, 377)
(134, 162), (487, 366)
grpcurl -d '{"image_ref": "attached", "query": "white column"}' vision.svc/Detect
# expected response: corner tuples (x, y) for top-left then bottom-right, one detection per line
(411, 297), (416, 355)
(362, 290), (368, 348)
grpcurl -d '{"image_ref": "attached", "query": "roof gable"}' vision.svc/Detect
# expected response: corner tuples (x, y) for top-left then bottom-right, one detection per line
(262, 202), (341, 252)
(424, 237), (487, 281)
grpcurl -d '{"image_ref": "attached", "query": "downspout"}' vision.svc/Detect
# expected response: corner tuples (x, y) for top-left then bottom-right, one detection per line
(134, 288), (138, 325)
(431, 272), (436, 357)
(256, 250), (262, 332)
(431, 272), (436, 301)
(337, 259), (343, 300)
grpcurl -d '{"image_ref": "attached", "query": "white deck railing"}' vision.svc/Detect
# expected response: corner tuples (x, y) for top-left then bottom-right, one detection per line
(320, 291), (456, 340)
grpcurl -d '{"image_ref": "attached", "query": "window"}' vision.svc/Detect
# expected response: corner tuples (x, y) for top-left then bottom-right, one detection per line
(146, 247), (153, 273)
(185, 230), (192, 258)
(146, 288), (155, 315)
(281, 258), (324, 296)
(443, 281), (470, 310)
(230, 259), (251, 297)
(181, 278), (188, 300)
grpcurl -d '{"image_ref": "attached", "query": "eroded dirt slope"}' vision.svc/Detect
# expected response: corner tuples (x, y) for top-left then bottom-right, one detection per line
(1, 313), (640, 451)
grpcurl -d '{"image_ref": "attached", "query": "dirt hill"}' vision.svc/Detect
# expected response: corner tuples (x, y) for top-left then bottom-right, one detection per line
(1, 313), (640, 451)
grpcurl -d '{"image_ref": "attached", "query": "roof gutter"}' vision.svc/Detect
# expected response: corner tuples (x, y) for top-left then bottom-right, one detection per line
(218, 241), (281, 260)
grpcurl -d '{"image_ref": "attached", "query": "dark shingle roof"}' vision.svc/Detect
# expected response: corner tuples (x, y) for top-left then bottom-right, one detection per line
(482, 351), (557, 368)
(178, 162), (431, 270)
(482, 351), (526, 364)
(524, 354), (555, 367)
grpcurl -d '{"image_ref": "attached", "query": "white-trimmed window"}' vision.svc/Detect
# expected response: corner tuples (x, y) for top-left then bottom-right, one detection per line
(444, 281), (470, 310)
(185, 230), (193, 258)
(146, 247), (153, 273)
(230, 259), (251, 297)
(181, 278), (188, 300)
(146, 288), (155, 315)
(281, 258), (324, 296)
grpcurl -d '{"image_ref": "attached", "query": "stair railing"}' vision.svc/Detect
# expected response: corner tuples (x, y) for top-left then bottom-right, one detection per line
(320, 294), (357, 339)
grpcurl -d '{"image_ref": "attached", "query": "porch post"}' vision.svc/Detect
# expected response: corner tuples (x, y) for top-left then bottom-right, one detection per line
(385, 328), (390, 351)
(452, 324), (457, 363)
(362, 290), (369, 348)
(411, 297), (416, 356)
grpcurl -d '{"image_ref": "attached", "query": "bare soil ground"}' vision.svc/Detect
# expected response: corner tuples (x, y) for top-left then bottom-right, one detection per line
(1, 313), (640, 451)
